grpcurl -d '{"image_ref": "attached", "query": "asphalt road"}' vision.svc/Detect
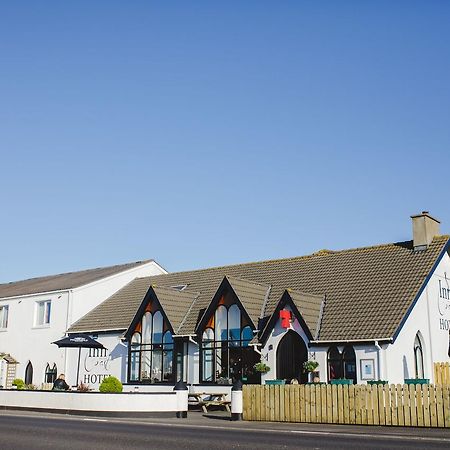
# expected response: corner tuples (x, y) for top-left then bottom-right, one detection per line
(1, 411), (450, 450)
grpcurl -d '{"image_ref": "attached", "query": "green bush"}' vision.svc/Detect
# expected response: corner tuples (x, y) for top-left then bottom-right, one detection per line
(99, 376), (123, 393)
(12, 378), (25, 390)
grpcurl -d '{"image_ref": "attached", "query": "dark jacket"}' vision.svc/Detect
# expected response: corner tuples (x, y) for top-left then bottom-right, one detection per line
(52, 378), (70, 391)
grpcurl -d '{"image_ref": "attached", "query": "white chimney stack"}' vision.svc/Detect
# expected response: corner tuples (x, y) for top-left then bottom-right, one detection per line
(411, 211), (440, 250)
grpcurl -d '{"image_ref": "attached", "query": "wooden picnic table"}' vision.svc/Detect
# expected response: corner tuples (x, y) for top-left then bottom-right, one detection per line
(188, 392), (231, 413)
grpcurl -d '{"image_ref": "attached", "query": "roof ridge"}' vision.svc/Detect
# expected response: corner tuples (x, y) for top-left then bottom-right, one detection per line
(0, 259), (153, 286)
(149, 236), (450, 278)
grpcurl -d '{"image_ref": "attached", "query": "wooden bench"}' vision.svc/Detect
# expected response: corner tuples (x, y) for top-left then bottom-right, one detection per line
(189, 392), (230, 413)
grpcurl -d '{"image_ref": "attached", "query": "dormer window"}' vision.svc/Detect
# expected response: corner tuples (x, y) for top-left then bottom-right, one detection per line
(199, 292), (259, 384)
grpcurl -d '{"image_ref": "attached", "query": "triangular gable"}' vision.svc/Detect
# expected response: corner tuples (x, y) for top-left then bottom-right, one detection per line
(195, 276), (260, 333)
(259, 290), (324, 345)
(124, 285), (199, 339)
(124, 286), (173, 339)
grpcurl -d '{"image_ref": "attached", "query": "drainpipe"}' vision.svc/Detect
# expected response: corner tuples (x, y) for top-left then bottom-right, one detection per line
(375, 341), (382, 381)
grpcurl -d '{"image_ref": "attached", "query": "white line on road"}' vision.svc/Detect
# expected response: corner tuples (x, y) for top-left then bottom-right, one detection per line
(83, 418), (108, 422)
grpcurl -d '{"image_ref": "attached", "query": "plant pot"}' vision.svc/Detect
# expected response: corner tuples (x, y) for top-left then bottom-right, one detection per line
(265, 379), (285, 385)
(330, 379), (353, 385)
(404, 378), (429, 385)
(367, 380), (388, 385)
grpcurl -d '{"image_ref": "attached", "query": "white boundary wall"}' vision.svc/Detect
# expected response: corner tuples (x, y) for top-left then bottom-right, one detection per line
(0, 389), (178, 413)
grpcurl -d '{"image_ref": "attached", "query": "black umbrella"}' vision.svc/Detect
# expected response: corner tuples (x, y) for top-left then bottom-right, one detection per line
(52, 333), (106, 386)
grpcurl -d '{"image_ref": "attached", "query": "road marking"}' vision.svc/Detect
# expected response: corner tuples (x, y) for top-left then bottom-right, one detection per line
(83, 418), (108, 422)
(289, 429), (450, 442)
(2, 411), (450, 443)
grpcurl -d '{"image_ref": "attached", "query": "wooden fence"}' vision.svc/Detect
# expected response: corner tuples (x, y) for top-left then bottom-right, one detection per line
(243, 384), (450, 427)
(434, 362), (450, 386)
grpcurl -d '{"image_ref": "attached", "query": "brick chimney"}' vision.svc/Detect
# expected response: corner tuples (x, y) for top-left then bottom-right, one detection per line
(411, 211), (440, 250)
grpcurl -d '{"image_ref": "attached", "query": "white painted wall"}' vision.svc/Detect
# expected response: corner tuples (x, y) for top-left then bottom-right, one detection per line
(0, 261), (166, 388)
(261, 305), (313, 383)
(0, 389), (179, 413)
(386, 251), (450, 384)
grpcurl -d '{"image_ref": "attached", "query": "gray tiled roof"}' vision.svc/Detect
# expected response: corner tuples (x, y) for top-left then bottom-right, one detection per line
(287, 289), (324, 339)
(225, 276), (270, 327)
(151, 286), (199, 333)
(0, 260), (153, 299)
(69, 236), (449, 341)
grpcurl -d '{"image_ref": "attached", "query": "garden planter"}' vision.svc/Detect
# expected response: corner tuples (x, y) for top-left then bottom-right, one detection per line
(330, 379), (353, 385)
(404, 378), (429, 385)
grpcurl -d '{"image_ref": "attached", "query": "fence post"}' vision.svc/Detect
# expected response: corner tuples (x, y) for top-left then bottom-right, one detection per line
(231, 379), (243, 421)
(174, 380), (188, 418)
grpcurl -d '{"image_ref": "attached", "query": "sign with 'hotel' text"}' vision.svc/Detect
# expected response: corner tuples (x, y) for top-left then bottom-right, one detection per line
(438, 277), (450, 331)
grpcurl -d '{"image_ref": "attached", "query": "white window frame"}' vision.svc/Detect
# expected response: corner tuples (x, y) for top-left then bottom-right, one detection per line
(35, 300), (51, 327)
(0, 305), (9, 329)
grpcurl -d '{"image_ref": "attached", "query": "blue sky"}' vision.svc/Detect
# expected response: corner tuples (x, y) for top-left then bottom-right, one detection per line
(1, 1), (450, 282)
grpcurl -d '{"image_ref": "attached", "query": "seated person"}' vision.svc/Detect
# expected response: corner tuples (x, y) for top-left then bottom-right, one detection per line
(52, 374), (70, 391)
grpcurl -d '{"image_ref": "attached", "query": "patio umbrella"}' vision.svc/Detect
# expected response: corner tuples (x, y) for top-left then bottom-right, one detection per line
(52, 333), (106, 386)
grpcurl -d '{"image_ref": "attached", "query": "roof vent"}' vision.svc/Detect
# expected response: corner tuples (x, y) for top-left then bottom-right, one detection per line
(411, 211), (440, 251)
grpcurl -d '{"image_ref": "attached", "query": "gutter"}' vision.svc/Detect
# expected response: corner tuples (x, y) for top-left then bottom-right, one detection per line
(310, 338), (393, 345)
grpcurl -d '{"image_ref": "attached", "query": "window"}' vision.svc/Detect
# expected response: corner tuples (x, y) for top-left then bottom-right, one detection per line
(0, 305), (9, 328)
(414, 333), (425, 379)
(128, 306), (176, 383)
(199, 293), (259, 384)
(327, 345), (357, 383)
(35, 300), (51, 326)
(45, 363), (57, 383)
(25, 361), (33, 385)
(327, 346), (342, 380)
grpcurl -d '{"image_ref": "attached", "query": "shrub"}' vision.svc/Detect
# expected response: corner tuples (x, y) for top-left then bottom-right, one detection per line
(99, 376), (123, 393)
(25, 384), (37, 390)
(12, 378), (25, 390)
(254, 362), (270, 373)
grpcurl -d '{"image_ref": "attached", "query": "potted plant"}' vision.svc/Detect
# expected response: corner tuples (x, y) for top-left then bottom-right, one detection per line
(253, 362), (270, 374)
(303, 360), (320, 382)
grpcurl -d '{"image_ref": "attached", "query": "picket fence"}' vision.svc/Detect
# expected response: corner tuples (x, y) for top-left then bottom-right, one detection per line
(434, 362), (450, 386)
(242, 383), (450, 427)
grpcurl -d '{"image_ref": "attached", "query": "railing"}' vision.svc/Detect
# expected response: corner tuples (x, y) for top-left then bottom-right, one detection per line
(243, 384), (450, 427)
(434, 362), (450, 386)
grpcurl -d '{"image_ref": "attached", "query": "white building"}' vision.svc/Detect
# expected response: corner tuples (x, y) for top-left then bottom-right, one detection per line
(0, 260), (166, 388)
(68, 212), (450, 389)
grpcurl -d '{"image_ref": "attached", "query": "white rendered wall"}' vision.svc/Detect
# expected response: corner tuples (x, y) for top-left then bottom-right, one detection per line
(0, 389), (178, 413)
(261, 305), (312, 383)
(0, 290), (70, 386)
(386, 251), (450, 383)
(69, 261), (166, 327)
(0, 261), (166, 388)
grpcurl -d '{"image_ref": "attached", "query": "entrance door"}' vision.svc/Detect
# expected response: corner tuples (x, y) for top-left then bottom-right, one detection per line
(276, 331), (307, 383)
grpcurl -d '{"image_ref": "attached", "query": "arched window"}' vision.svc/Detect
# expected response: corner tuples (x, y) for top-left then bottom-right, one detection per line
(128, 307), (175, 383)
(327, 346), (342, 381)
(200, 295), (259, 384)
(241, 326), (253, 346)
(414, 333), (424, 379)
(130, 333), (141, 381)
(342, 346), (357, 384)
(25, 361), (33, 385)
(45, 363), (57, 383)
(228, 305), (241, 344)
(202, 328), (214, 381)
(142, 312), (152, 344)
(215, 305), (228, 341)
